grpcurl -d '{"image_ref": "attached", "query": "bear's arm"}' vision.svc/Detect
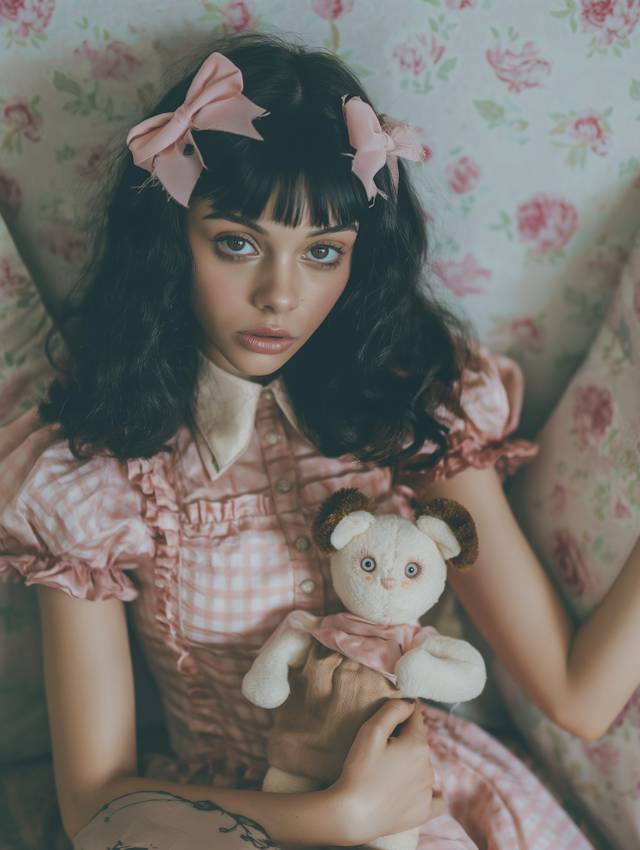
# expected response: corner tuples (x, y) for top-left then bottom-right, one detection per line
(394, 635), (486, 703)
(241, 629), (313, 709)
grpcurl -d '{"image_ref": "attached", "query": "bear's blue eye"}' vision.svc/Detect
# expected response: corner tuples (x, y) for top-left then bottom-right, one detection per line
(405, 562), (420, 578)
(361, 557), (376, 572)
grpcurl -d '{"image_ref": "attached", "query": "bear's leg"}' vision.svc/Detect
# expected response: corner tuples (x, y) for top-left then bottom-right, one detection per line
(367, 826), (421, 850)
(262, 766), (324, 793)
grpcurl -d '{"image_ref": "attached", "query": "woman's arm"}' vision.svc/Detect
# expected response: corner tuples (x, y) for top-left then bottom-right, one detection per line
(37, 585), (445, 847)
(425, 465), (640, 741)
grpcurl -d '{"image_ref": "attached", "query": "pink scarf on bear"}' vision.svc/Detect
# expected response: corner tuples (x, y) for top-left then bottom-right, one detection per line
(260, 610), (437, 685)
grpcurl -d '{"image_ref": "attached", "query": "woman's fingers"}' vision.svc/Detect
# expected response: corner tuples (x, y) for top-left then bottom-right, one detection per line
(395, 699), (428, 741)
(362, 698), (420, 745)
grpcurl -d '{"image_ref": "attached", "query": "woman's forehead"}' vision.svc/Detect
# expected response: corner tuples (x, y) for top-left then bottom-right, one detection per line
(192, 193), (358, 235)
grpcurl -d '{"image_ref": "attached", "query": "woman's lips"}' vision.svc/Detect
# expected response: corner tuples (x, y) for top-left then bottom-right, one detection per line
(236, 327), (296, 354)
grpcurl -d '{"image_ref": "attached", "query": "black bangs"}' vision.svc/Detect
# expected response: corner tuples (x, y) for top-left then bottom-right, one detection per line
(192, 113), (369, 229)
(41, 30), (469, 469)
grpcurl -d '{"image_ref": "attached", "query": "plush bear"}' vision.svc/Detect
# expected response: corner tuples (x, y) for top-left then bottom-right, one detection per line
(241, 489), (486, 850)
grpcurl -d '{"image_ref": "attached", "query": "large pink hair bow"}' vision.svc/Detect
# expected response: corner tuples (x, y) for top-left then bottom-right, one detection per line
(342, 96), (425, 203)
(126, 52), (267, 207)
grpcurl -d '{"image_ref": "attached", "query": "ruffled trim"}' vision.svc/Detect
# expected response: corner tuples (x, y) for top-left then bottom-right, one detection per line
(400, 433), (538, 502)
(128, 454), (234, 774)
(395, 345), (539, 502)
(128, 456), (181, 647)
(0, 552), (139, 601)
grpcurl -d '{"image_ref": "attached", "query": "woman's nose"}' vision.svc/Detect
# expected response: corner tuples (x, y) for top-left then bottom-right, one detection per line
(252, 257), (299, 313)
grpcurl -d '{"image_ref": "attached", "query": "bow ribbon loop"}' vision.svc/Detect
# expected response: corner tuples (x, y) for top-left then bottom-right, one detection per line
(126, 52), (268, 207)
(342, 96), (425, 203)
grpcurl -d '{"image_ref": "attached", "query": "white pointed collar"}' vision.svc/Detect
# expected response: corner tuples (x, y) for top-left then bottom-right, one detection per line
(192, 350), (301, 480)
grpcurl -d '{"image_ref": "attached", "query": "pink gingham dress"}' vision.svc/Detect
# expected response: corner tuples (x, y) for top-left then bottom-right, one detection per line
(0, 347), (592, 850)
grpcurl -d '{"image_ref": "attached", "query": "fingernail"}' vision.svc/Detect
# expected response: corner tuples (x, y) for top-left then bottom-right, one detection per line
(401, 698), (415, 703)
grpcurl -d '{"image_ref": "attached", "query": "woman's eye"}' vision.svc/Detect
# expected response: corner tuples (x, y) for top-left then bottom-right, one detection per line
(219, 237), (255, 255)
(405, 562), (420, 578)
(305, 245), (340, 263)
(360, 557), (376, 572)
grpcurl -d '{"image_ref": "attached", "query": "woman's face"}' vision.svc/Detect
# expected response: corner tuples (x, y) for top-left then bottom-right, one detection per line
(187, 195), (358, 380)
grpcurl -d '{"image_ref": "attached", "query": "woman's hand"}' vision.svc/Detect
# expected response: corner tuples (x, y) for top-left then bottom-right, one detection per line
(331, 698), (446, 845)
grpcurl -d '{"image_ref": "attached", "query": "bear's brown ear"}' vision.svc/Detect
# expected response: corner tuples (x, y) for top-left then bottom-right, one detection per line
(415, 498), (478, 570)
(312, 488), (378, 554)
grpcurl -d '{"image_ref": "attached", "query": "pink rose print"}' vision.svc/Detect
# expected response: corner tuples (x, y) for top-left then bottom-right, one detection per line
(633, 278), (640, 322)
(0, 371), (32, 421)
(516, 193), (578, 256)
(550, 529), (590, 597)
(567, 109), (610, 156)
(581, 0), (640, 46)
(550, 484), (567, 515)
(0, 171), (22, 222)
(74, 40), (143, 82)
(551, 109), (611, 163)
(486, 41), (552, 94)
(445, 0), (477, 7)
(0, 96), (43, 142)
(312, 0), (355, 19)
(445, 156), (481, 195)
(432, 253), (491, 298)
(38, 226), (85, 265)
(74, 145), (110, 181)
(582, 741), (620, 774)
(220, 1), (257, 31)
(613, 500), (632, 519)
(393, 34), (445, 77)
(572, 384), (614, 448)
(0, 0), (55, 38)
(0, 256), (28, 298)
(507, 316), (547, 354)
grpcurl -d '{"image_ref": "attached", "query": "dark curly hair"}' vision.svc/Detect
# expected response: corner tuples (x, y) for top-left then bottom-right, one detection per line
(40, 30), (471, 469)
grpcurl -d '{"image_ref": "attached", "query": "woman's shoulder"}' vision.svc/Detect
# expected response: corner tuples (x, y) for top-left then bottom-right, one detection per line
(451, 343), (527, 441)
(0, 411), (157, 601)
(398, 345), (539, 497)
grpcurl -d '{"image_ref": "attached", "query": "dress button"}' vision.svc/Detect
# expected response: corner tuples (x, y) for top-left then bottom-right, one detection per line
(300, 579), (316, 595)
(294, 535), (311, 552)
(264, 429), (281, 445)
(276, 477), (292, 493)
(261, 389), (275, 402)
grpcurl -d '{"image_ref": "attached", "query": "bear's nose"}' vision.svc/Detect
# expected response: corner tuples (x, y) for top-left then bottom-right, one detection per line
(380, 577), (396, 590)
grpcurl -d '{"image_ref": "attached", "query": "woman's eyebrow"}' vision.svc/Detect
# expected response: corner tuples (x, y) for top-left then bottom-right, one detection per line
(308, 223), (358, 237)
(201, 211), (266, 234)
(201, 211), (357, 238)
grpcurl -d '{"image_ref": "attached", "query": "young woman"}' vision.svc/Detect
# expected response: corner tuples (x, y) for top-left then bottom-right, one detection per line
(2, 29), (640, 850)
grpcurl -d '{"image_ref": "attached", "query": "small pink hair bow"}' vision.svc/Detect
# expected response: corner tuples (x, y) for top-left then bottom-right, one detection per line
(342, 96), (425, 203)
(126, 52), (267, 207)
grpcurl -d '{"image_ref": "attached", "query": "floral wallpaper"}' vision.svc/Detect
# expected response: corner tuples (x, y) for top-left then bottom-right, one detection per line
(0, 0), (640, 434)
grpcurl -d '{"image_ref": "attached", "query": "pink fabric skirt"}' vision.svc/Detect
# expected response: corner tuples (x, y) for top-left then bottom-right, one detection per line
(72, 705), (593, 850)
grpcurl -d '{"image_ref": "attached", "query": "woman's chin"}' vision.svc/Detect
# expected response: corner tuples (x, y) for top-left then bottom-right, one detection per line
(206, 340), (301, 380)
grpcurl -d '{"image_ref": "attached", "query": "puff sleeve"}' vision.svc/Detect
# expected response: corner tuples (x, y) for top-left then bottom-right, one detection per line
(0, 420), (155, 601)
(395, 345), (539, 504)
